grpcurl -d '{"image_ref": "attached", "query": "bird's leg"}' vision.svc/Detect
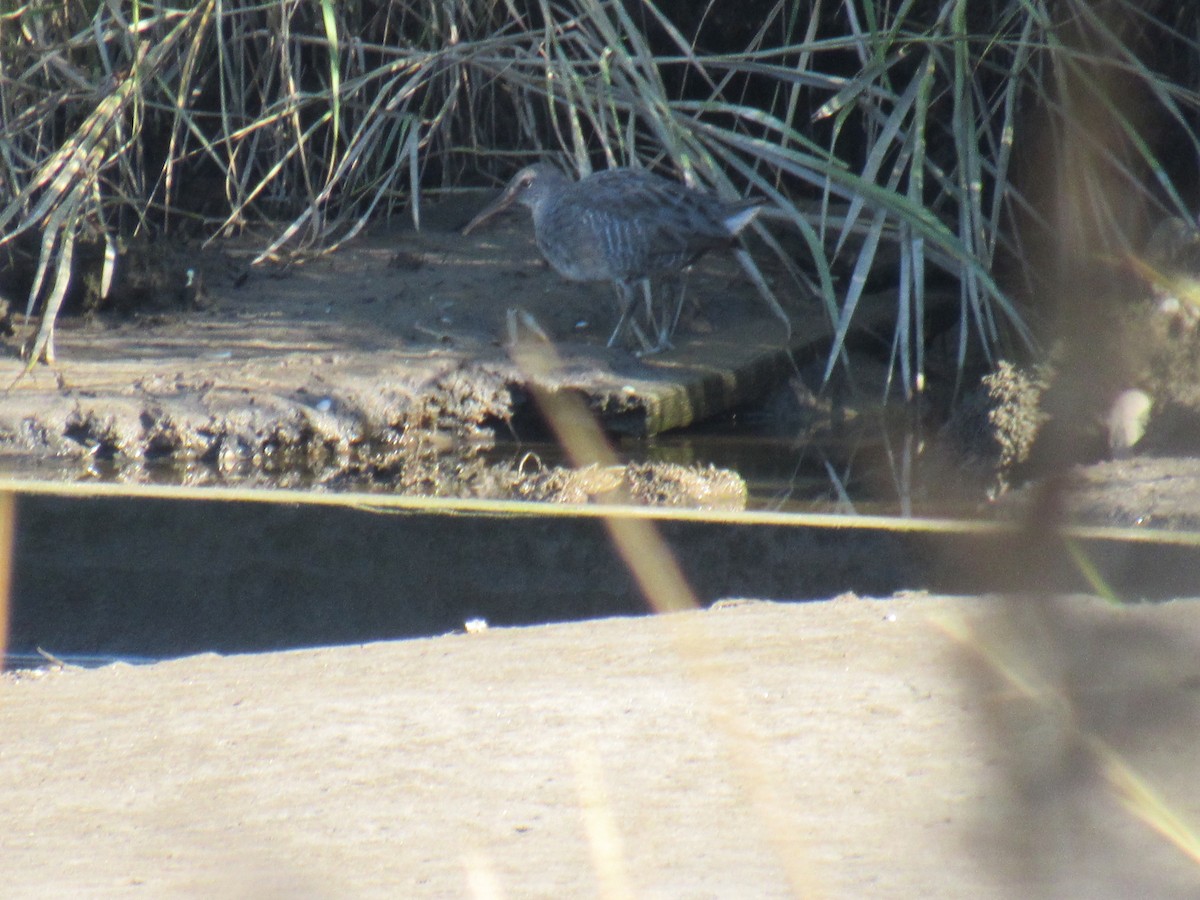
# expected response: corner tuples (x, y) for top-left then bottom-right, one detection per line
(636, 277), (685, 354)
(661, 275), (688, 350)
(631, 278), (678, 355)
(607, 281), (654, 352)
(607, 281), (635, 347)
(639, 279), (659, 342)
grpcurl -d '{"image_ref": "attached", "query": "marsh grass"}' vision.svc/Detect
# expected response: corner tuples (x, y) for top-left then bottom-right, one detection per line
(2, 5), (1199, 892)
(0, 1), (1197, 390)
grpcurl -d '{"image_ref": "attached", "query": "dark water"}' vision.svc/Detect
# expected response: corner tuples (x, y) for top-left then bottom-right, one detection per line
(488, 403), (981, 518)
(0, 407), (992, 670)
(0, 402), (965, 516)
(1, 488), (934, 666)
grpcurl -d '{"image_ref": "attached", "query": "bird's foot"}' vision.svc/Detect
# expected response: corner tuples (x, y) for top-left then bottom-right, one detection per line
(634, 337), (674, 358)
(629, 320), (659, 354)
(606, 315), (657, 354)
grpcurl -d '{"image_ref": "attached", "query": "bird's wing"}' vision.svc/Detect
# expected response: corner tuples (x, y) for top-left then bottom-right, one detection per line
(572, 171), (714, 269)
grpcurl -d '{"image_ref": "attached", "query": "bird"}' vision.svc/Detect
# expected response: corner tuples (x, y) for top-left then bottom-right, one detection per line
(462, 163), (764, 352)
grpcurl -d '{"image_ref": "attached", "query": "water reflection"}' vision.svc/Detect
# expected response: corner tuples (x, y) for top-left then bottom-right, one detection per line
(0, 403), (986, 517)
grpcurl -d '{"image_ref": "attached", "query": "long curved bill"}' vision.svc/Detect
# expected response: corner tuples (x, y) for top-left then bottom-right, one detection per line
(462, 183), (523, 235)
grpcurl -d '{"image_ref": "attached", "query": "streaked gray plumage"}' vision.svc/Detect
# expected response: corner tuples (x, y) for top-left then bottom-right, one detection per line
(463, 163), (763, 351)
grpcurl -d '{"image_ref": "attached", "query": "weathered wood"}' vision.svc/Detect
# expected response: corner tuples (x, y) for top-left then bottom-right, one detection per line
(539, 289), (928, 436)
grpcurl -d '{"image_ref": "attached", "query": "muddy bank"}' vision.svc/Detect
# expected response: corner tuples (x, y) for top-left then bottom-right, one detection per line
(0, 193), (829, 503)
(4, 594), (1200, 897)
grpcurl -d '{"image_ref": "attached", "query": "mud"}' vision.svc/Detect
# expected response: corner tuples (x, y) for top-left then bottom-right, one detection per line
(0, 192), (790, 505)
(4, 594), (1200, 898)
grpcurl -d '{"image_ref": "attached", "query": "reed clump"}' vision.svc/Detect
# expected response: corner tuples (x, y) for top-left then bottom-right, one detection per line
(0, 1), (1196, 386)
